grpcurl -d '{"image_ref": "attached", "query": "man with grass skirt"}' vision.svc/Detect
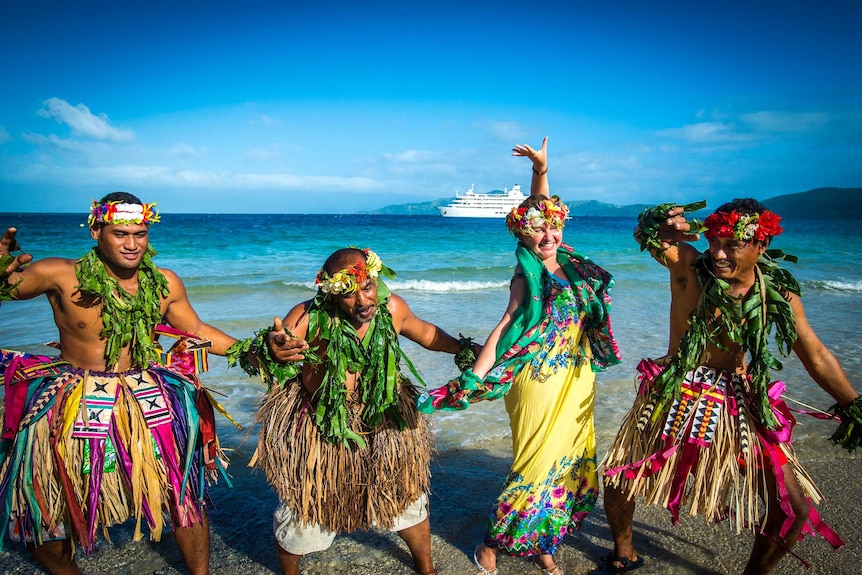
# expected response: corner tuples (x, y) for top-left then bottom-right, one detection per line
(229, 247), (472, 575)
(0, 193), (273, 574)
(593, 198), (861, 574)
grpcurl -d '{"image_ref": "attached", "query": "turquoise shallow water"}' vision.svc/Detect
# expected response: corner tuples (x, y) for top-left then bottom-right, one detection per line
(1, 212), (860, 454)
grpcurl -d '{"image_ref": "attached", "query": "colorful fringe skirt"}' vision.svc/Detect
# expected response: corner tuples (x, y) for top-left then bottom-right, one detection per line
(602, 359), (843, 547)
(0, 352), (229, 552)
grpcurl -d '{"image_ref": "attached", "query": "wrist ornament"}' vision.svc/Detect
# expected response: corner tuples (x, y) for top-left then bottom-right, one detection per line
(454, 333), (477, 372)
(1, 251), (23, 304)
(226, 326), (320, 391)
(635, 199), (707, 262)
(828, 395), (862, 452)
(532, 165), (548, 176)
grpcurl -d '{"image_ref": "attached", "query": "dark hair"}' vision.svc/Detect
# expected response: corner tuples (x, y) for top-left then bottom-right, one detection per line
(323, 248), (366, 274)
(713, 197), (768, 215)
(98, 191), (143, 204)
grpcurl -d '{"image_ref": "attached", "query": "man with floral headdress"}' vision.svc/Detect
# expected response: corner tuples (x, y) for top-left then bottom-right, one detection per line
(593, 198), (862, 574)
(228, 247), (469, 575)
(0, 192), (308, 574)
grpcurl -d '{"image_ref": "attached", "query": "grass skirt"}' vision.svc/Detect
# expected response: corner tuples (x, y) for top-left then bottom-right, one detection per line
(252, 376), (433, 533)
(602, 359), (842, 547)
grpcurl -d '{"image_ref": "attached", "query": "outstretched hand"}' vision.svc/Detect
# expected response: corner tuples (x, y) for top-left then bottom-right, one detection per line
(267, 316), (309, 362)
(1, 228), (33, 275)
(661, 206), (702, 247)
(512, 136), (548, 170)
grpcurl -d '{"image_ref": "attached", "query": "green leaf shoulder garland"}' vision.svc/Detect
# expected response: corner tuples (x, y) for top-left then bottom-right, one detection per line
(635, 203), (800, 430)
(228, 281), (424, 448)
(1, 239), (25, 303)
(75, 246), (170, 370)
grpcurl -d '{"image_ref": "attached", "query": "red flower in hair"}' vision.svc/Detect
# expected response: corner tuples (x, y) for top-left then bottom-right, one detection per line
(703, 211), (741, 240)
(753, 210), (783, 240)
(704, 209), (783, 241)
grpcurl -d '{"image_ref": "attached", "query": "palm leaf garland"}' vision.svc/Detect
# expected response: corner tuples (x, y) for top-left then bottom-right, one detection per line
(636, 199), (708, 262)
(75, 246), (170, 369)
(454, 334), (477, 372)
(642, 250), (800, 430)
(304, 280), (425, 448)
(1, 255), (23, 302)
(1, 238), (24, 302)
(229, 266), (418, 448)
(829, 396), (862, 452)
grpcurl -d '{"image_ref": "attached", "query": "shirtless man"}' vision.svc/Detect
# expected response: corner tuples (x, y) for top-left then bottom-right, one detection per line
(595, 198), (860, 574)
(241, 247), (466, 575)
(0, 193), (290, 574)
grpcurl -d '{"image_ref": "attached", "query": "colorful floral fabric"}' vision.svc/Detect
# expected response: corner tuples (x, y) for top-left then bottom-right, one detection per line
(417, 244), (620, 413)
(484, 274), (600, 556)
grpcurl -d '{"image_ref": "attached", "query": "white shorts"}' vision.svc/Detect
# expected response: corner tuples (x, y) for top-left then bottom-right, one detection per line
(273, 493), (429, 555)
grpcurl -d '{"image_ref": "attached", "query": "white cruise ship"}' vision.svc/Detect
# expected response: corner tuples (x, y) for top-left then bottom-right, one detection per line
(436, 184), (526, 218)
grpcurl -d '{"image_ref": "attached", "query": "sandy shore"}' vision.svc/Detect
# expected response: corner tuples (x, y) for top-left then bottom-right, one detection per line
(1, 434), (859, 575)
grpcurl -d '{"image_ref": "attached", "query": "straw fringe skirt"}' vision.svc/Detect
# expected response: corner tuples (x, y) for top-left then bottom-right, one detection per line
(603, 360), (822, 533)
(252, 377), (433, 533)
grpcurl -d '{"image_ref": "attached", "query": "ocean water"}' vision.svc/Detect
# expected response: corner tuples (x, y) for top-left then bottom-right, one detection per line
(1, 212), (860, 457)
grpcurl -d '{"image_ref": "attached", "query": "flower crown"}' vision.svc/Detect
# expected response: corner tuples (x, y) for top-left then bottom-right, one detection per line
(88, 200), (160, 227)
(505, 195), (569, 236)
(703, 210), (783, 242)
(315, 249), (385, 296)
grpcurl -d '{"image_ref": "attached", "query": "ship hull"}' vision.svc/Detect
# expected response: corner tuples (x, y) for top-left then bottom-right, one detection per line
(437, 184), (525, 218)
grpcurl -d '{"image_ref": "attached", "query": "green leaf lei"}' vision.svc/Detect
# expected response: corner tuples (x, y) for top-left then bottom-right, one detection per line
(228, 277), (422, 448)
(636, 199), (708, 262)
(0, 238), (24, 303)
(828, 396), (862, 452)
(305, 282), (424, 447)
(454, 333), (477, 372)
(75, 246), (170, 370)
(641, 249), (800, 430)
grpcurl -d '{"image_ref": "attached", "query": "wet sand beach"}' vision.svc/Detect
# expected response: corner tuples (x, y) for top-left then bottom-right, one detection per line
(1, 431), (858, 575)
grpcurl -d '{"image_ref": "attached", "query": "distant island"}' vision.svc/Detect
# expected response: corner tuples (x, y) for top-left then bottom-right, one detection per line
(367, 187), (861, 219)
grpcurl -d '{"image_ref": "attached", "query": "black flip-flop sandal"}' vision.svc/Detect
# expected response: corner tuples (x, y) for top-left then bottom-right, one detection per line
(589, 553), (645, 574)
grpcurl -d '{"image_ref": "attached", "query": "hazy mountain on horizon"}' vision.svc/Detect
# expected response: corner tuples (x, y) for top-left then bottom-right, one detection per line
(367, 187), (861, 219)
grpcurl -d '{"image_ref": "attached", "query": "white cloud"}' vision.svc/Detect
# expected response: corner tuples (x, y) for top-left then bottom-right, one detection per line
(36, 98), (135, 142)
(481, 120), (527, 142)
(739, 110), (828, 134)
(0, 126), (11, 144)
(7, 163), (381, 192)
(384, 149), (443, 163)
(656, 121), (757, 145)
(20, 132), (107, 154)
(247, 144), (281, 160)
(169, 143), (199, 158)
(254, 114), (282, 126)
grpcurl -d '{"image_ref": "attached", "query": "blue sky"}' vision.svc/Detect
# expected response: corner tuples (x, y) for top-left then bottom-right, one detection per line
(1, 1), (860, 214)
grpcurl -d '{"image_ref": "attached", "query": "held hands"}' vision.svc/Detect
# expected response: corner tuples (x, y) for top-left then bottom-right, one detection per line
(267, 316), (309, 362)
(512, 136), (548, 174)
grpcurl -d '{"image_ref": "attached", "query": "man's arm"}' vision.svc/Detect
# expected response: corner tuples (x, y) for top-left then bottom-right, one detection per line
(790, 293), (859, 407)
(512, 136), (549, 198)
(160, 268), (237, 355)
(1, 227), (65, 301)
(390, 293), (461, 354)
